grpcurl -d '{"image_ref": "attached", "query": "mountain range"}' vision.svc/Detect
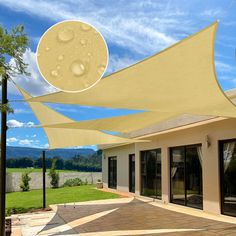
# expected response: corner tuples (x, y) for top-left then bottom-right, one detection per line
(6, 146), (96, 159)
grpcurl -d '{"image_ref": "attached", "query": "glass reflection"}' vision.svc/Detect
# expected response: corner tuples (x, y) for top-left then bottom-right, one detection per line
(170, 145), (203, 209)
(141, 149), (161, 199)
(221, 140), (236, 216)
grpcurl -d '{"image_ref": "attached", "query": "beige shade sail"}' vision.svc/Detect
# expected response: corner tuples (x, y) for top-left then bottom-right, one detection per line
(29, 22), (236, 118)
(16, 86), (148, 149)
(41, 111), (178, 133)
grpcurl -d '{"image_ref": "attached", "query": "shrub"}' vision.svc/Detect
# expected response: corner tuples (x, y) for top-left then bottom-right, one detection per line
(20, 172), (31, 192)
(48, 159), (59, 188)
(63, 178), (83, 187)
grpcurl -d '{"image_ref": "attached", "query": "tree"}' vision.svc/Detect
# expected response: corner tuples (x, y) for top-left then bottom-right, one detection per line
(0, 24), (29, 112)
(48, 159), (59, 188)
(20, 171), (31, 192)
(0, 24), (29, 235)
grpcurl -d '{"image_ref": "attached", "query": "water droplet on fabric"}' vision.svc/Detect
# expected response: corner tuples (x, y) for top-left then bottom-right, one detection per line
(70, 60), (86, 77)
(51, 70), (58, 77)
(80, 39), (87, 46)
(58, 28), (74, 42)
(58, 55), (64, 61)
(98, 65), (106, 75)
(81, 23), (91, 31)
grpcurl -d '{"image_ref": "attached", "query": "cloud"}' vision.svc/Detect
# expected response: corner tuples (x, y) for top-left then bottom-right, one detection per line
(9, 48), (57, 96)
(7, 137), (18, 143)
(7, 119), (36, 128)
(201, 9), (223, 17)
(0, 0), (199, 56)
(18, 139), (34, 145)
(215, 61), (236, 73)
(13, 108), (32, 114)
(106, 54), (136, 75)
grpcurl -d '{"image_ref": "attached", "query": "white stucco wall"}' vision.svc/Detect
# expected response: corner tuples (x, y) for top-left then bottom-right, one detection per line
(102, 118), (236, 215)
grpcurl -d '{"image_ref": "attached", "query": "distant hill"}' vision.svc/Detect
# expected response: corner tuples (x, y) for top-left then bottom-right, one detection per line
(7, 146), (96, 159)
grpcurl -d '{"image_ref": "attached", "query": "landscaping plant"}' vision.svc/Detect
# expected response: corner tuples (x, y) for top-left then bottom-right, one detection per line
(20, 171), (31, 192)
(48, 159), (59, 188)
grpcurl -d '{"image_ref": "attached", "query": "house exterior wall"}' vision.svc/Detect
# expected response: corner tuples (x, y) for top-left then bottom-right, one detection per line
(102, 144), (134, 192)
(102, 118), (236, 215)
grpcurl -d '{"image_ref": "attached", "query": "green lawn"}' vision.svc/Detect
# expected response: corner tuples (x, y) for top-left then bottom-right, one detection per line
(6, 185), (120, 215)
(6, 168), (77, 173)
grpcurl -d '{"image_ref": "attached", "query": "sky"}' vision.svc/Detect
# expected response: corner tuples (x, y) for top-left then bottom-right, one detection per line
(0, 0), (236, 149)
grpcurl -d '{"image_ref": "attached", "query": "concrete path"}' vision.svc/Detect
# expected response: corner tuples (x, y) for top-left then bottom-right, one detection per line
(12, 197), (236, 235)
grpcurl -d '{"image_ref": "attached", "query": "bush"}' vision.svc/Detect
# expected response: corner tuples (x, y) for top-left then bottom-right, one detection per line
(20, 172), (31, 192)
(48, 159), (59, 188)
(63, 178), (83, 187)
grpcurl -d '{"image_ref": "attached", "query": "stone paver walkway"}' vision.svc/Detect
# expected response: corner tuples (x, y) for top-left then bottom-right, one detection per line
(12, 197), (236, 235)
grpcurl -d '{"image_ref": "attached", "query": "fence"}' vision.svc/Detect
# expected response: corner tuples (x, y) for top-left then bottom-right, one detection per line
(6, 171), (102, 192)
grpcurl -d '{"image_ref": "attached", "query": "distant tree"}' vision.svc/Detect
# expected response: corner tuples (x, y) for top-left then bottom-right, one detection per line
(14, 157), (33, 168)
(53, 157), (64, 170)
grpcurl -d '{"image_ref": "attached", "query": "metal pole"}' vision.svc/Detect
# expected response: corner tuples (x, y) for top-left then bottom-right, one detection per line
(0, 74), (8, 236)
(42, 150), (46, 209)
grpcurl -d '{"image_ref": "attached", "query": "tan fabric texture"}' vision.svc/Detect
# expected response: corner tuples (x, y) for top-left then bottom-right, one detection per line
(17, 86), (148, 149)
(29, 22), (236, 120)
(41, 111), (178, 133)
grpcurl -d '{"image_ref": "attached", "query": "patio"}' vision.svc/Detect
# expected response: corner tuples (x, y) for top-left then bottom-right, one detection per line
(12, 196), (236, 236)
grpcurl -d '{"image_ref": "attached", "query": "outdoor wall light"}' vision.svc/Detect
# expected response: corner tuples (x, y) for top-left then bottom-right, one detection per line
(206, 135), (211, 148)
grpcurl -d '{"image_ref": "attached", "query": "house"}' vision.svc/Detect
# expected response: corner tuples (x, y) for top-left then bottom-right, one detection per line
(100, 88), (236, 217)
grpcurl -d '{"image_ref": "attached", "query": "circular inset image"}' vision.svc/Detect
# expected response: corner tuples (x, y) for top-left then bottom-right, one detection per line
(36, 20), (108, 92)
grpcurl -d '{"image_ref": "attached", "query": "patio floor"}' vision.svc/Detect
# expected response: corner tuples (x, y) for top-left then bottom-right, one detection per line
(12, 197), (236, 236)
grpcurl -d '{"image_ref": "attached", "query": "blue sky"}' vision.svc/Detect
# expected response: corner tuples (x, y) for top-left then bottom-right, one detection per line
(1, 0), (236, 149)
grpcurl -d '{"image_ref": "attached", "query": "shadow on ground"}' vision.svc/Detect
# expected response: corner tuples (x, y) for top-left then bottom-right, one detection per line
(39, 198), (236, 236)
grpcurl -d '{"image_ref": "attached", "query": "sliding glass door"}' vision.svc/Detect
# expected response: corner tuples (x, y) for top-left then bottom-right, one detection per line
(220, 139), (236, 216)
(170, 145), (203, 209)
(108, 156), (117, 189)
(141, 149), (161, 199)
(129, 154), (135, 193)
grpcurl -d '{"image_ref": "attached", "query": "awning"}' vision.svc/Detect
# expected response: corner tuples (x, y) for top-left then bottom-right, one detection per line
(28, 22), (236, 119)
(16, 86), (148, 149)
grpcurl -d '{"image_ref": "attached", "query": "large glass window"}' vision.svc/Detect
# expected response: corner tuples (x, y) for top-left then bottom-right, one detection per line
(170, 145), (202, 209)
(220, 139), (236, 217)
(129, 154), (135, 193)
(141, 149), (161, 199)
(108, 156), (117, 189)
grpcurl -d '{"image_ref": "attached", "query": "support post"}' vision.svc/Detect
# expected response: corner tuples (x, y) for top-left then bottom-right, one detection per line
(42, 150), (46, 209)
(0, 74), (8, 236)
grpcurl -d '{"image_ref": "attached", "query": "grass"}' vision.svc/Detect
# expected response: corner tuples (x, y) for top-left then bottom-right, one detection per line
(6, 168), (77, 173)
(6, 185), (120, 215)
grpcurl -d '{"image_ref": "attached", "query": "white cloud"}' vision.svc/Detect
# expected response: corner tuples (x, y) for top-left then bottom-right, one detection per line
(201, 9), (223, 17)
(19, 139), (34, 145)
(215, 61), (235, 73)
(7, 137), (18, 143)
(106, 54), (136, 75)
(0, 0), (198, 56)
(13, 108), (32, 114)
(7, 119), (36, 128)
